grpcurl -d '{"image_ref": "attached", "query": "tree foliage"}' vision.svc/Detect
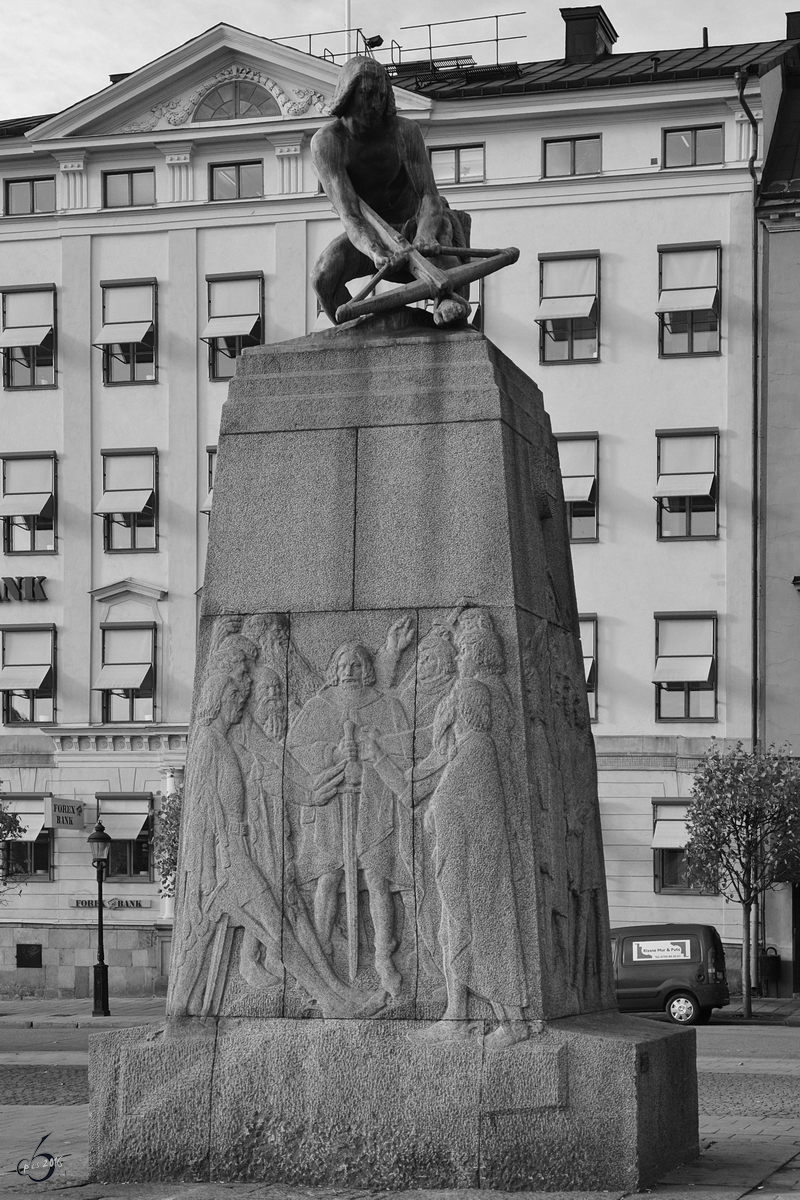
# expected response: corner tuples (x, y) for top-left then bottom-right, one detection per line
(686, 741), (800, 1016)
(153, 783), (182, 898)
(0, 797), (24, 898)
(687, 742), (800, 901)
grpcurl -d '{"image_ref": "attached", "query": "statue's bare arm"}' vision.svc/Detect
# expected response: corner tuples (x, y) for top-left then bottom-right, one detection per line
(311, 125), (395, 267)
(395, 118), (445, 252)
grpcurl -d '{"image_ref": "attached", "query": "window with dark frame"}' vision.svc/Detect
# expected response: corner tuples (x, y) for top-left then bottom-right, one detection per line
(193, 81), (281, 122)
(429, 145), (485, 185)
(95, 450), (158, 552)
(0, 453), (56, 554)
(579, 615), (597, 721)
(651, 800), (709, 894)
(201, 274), (263, 380)
(655, 430), (718, 539)
(107, 828), (151, 878)
(543, 136), (601, 177)
(4, 177), (56, 216)
(653, 614), (717, 721)
(0, 287), (56, 389)
(95, 624), (155, 723)
(657, 244), (721, 356)
(95, 281), (156, 384)
(210, 161), (263, 200)
(537, 255), (599, 363)
(103, 169), (155, 208)
(4, 832), (50, 879)
(556, 434), (598, 540)
(0, 625), (55, 725)
(663, 126), (723, 169)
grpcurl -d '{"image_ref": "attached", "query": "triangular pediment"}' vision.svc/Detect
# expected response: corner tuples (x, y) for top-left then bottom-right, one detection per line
(28, 24), (429, 144)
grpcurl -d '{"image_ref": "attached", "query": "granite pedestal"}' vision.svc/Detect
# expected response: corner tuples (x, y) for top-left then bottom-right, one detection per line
(89, 316), (698, 1190)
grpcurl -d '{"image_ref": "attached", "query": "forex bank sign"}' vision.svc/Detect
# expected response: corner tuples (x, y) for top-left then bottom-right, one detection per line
(0, 576), (47, 602)
(68, 898), (152, 909)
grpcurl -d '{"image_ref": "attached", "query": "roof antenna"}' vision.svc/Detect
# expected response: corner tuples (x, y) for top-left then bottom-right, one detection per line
(702, 27), (709, 49)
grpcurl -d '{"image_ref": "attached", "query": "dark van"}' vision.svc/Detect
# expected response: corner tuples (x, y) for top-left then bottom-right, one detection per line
(611, 923), (730, 1025)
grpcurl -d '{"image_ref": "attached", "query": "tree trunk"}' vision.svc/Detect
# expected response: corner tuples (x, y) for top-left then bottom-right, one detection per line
(742, 899), (752, 1019)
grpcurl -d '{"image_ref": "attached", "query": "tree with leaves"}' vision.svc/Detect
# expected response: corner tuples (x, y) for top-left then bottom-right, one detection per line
(686, 742), (800, 1018)
(153, 781), (183, 899)
(0, 798), (24, 899)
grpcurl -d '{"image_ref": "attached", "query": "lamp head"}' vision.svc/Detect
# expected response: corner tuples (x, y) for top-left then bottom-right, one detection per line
(88, 820), (112, 864)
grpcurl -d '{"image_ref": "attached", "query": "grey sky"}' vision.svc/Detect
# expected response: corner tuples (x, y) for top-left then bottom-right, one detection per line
(0, 0), (795, 119)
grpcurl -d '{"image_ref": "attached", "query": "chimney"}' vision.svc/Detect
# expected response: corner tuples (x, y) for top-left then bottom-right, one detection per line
(788, 12), (800, 40)
(561, 6), (618, 63)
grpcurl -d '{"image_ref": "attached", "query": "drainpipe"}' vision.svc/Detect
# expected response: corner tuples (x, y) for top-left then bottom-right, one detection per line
(735, 67), (763, 982)
(735, 68), (760, 753)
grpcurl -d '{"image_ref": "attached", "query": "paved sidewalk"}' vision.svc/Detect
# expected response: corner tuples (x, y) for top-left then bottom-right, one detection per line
(0, 996), (166, 1027)
(2, 992), (800, 1027)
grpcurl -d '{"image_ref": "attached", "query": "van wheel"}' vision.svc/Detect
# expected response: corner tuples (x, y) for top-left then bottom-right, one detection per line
(666, 993), (700, 1024)
(697, 1007), (713, 1024)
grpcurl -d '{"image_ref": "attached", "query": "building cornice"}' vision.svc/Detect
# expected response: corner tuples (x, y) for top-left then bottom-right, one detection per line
(49, 725), (188, 757)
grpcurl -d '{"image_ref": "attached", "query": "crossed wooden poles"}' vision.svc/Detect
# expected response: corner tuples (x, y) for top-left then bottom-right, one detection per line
(335, 199), (520, 325)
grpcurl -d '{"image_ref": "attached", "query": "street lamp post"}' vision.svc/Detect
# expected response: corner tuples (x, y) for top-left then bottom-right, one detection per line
(87, 820), (112, 1017)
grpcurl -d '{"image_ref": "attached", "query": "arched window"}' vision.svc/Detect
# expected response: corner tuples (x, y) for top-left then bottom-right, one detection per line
(193, 80), (280, 122)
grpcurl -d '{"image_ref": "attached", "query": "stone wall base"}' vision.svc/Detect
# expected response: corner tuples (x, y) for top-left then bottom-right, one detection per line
(89, 1012), (697, 1191)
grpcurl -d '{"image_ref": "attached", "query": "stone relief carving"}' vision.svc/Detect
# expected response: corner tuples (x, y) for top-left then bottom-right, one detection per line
(521, 616), (612, 1014)
(121, 65), (331, 134)
(169, 604), (601, 1041)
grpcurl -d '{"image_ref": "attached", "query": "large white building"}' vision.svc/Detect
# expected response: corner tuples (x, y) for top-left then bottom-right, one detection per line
(0, 6), (796, 996)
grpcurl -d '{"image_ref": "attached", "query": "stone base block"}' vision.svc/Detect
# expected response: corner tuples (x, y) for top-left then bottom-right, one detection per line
(89, 1013), (697, 1191)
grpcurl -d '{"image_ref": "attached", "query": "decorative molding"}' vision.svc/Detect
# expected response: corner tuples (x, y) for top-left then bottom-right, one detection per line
(89, 578), (167, 605)
(157, 142), (194, 203)
(265, 132), (306, 194)
(54, 152), (88, 210)
(50, 726), (188, 756)
(121, 64), (332, 134)
(596, 754), (704, 771)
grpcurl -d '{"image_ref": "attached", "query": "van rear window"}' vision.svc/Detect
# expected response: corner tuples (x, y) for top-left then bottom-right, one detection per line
(623, 937), (699, 964)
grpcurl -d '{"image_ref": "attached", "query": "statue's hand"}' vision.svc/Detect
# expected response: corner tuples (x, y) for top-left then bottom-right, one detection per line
(311, 760), (346, 805)
(373, 245), (410, 272)
(359, 726), (383, 763)
(413, 235), (441, 258)
(386, 613), (414, 654)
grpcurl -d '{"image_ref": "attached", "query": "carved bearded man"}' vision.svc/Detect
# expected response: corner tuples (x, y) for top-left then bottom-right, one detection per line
(287, 641), (412, 995)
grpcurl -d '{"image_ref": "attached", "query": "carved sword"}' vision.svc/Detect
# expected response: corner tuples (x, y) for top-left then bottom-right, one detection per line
(340, 718), (361, 982)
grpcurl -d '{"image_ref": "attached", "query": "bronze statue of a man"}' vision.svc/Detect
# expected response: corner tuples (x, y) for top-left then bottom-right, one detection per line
(311, 56), (471, 327)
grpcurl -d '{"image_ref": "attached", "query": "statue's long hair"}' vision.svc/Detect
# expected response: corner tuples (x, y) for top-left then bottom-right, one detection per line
(330, 56), (397, 119)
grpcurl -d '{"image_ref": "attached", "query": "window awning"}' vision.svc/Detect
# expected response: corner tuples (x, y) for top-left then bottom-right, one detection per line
(93, 489), (153, 516)
(200, 314), (259, 342)
(200, 490), (213, 515)
(654, 473), (715, 499)
(651, 819), (689, 849)
(563, 475), (596, 504)
(535, 295), (597, 323)
(652, 656), (714, 684)
(0, 325), (53, 349)
(656, 287), (719, 315)
(93, 321), (153, 347)
(0, 492), (52, 517)
(0, 664), (51, 691)
(92, 664), (152, 691)
(7, 796), (47, 841)
(96, 794), (150, 842)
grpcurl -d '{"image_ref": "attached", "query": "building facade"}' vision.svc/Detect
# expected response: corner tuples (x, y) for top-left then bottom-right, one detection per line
(0, 8), (796, 996)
